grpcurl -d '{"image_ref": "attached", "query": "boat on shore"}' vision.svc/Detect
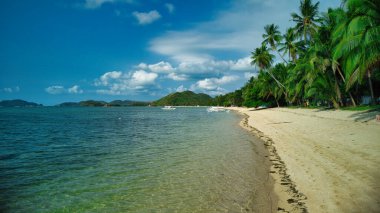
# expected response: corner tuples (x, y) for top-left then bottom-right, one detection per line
(161, 106), (176, 110)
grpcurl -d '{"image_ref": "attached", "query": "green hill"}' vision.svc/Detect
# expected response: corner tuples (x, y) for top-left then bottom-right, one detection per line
(0, 99), (43, 107)
(152, 91), (214, 106)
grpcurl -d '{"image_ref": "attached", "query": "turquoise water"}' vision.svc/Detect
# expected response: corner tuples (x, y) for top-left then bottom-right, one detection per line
(0, 107), (271, 212)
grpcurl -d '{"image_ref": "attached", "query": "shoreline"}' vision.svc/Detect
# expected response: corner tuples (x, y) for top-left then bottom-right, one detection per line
(232, 107), (380, 212)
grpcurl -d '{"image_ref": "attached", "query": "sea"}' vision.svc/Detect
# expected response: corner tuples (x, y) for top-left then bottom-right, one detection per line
(0, 107), (272, 212)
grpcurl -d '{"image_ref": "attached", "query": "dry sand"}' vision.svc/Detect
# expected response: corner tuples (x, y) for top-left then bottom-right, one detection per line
(232, 107), (380, 213)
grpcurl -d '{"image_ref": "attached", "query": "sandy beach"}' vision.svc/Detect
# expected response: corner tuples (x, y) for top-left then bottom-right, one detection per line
(233, 107), (380, 213)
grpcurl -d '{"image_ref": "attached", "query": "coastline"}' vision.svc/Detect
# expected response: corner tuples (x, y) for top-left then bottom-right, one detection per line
(232, 107), (380, 212)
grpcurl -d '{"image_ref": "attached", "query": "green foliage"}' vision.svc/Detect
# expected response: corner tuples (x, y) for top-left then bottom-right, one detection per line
(251, 44), (275, 70)
(333, 0), (380, 103)
(341, 104), (380, 111)
(223, 0), (379, 109)
(152, 91), (214, 106)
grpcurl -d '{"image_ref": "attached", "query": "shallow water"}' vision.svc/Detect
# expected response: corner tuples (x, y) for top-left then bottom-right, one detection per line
(0, 107), (271, 212)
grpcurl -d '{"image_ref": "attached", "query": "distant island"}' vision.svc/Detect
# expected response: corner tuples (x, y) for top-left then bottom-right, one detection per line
(151, 91), (214, 106)
(0, 91), (215, 107)
(0, 99), (43, 107)
(57, 100), (150, 107)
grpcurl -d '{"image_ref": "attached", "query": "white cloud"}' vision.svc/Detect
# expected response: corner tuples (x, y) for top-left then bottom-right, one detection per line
(2, 86), (19, 93)
(190, 75), (239, 95)
(131, 70), (158, 86)
(136, 63), (148, 70)
(94, 70), (158, 95)
(82, 0), (133, 9)
(68, 85), (84, 94)
(46, 85), (84, 94)
(133, 57), (252, 82)
(96, 71), (123, 86)
(177, 60), (232, 74)
(132, 10), (161, 25)
(148, 61), (174, 73)
(150, 0), (341, 63)
(231, 57), (252, 71)
(165, 3), (175, 13)
(45, 86), (65, 94)
(176, 85), (186, 92)
(167, 72), (188, 81)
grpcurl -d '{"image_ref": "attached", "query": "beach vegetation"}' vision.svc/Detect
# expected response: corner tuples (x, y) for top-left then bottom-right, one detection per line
(215, 0), (380, 109)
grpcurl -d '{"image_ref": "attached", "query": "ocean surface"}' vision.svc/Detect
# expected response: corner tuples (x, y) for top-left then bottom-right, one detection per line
(0, 107), (271, 212)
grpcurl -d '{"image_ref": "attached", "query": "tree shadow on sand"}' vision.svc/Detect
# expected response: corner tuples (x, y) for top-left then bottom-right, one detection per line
(348, 109), (380, 122)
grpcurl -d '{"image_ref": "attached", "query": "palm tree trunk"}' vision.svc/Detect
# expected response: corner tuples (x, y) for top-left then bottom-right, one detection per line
(334, 76), (344, 107)
(367, 71), (375, 105)
(267, 70), (286, 89)
(336, 65), (357, 107)
(331, 98), (340, 109)
(275, 99), (280, 107)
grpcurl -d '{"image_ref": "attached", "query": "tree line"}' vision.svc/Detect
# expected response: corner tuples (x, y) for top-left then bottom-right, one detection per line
(215, 0), (379, 108)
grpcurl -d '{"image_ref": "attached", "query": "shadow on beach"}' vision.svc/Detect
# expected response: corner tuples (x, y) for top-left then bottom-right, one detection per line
(349, 109), (380, 122)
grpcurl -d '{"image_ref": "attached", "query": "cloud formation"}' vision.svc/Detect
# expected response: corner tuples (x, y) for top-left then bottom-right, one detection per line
(45, 85), (83, 94)
(167, 73), (188, 81)
(137, 57), (253, 77)
(191, 75), (239, 95)
(95, 70), (158, 95)
(2, 86), (20, 93)
(137, 61), (175, 73)
(68, 85), (84, 94)
(82, 0), (133, 9)
(132, 10), (161, 25)
(45, 86), (66, 94)
(149, 0), (340, 63)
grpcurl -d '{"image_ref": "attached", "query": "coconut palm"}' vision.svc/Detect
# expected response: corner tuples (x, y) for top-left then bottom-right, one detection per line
(279, 28), (298, 62)
(262, 24), (287, 63)
(333, 0), (380, 104)
(250, 44), (274, 71)
(291, 0), (321, 44)
(251, 45), (288, 102)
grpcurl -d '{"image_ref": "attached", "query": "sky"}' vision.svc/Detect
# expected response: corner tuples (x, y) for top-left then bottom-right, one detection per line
(0, 0), (341, 105)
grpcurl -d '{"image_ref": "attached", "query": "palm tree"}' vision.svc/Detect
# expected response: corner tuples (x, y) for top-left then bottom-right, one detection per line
(250, 44), (274, 71)
(279, 28), (298, 62)
(291, 0), (320, 44)
(333, 0), (380, 104)
(251, 45), (288, 100)
(262, 24), (288, 63)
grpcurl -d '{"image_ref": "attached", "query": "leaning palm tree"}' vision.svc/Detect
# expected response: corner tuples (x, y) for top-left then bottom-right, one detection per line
(333, 0), (380, 104)
(291, 0), (321, 45)
(262, 24), (288, 63)
(278, 28), (298, 62)
(250, 44), (274, 71)
(251, 45), (287, 95)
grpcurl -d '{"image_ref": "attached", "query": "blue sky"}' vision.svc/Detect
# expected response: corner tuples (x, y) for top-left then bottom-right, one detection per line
(0, 0), (341, 105)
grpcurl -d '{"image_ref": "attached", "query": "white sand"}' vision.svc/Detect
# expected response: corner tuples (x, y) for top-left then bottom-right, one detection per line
(233, 107), (380, 213)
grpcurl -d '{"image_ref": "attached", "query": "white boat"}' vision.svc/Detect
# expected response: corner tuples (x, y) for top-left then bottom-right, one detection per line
(207, 106), (227, 112)
(161, 106), (176, 110)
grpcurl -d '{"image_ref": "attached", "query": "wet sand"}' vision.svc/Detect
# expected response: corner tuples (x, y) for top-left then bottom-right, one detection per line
(233, 107), (380, 213)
